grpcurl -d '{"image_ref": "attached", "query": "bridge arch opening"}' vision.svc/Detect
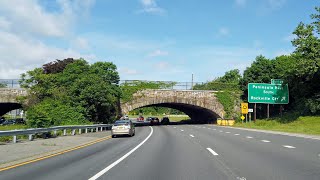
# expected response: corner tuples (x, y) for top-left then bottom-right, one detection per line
(0, 103), (23, 117)
(127, 102), (221, 124)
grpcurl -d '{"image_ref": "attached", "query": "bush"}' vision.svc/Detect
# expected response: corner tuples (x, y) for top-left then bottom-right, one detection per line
(27, 99), (90, 128)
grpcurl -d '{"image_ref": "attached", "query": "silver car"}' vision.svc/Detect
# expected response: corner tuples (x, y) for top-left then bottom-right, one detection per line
(111, 120), (135, 138)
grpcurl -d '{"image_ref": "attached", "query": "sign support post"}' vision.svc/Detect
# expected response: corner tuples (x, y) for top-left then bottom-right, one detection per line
(267, 104), (270, 119)
(254, 103), (256, 122)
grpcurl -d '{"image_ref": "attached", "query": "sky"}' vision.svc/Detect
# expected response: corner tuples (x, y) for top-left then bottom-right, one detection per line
(0, 0), (318, 82)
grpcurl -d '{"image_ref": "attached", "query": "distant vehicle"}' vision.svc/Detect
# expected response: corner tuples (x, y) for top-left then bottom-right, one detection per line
(0, 117), (5, 125)
(149, 117), (160, 126)
(137, 115), (144, 121)
(111, 120), (135, 138)
(14, 118), (26, 124)
(1, 120), (15, 126)
(161, 117), (170, 125)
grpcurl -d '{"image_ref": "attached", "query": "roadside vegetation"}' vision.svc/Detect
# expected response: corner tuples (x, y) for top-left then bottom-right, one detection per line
(19, 58), (121, 127)
(234, 116), (320, 135)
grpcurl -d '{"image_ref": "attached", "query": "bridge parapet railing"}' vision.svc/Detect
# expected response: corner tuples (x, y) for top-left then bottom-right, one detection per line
(0, 124), (112, 143)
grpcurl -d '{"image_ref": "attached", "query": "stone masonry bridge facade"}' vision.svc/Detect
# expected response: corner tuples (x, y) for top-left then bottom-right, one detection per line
(121, 89), (225, 123)
(0, 88), (27, 116)
(0, 88), (226, 123)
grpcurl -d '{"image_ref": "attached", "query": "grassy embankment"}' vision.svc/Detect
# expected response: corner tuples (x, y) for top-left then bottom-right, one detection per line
(233, 116), (320, 135)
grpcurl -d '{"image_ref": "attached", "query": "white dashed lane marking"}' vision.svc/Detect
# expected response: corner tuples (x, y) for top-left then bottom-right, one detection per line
(234, 134), (240, 136)
(225, 132), (231, 134)
(219, 130), (223, 132)
(261, 140), (270, 143)
(206, 148), (219, 156)
(180, 129), (184, 132)
(190, 134), (195, 138)
(246, 136), (253, 139)
(283, 145), (296, 149)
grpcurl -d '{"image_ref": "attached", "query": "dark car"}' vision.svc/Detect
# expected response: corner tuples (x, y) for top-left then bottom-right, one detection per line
(149, 117), (160, 126)
(1, 120), (15, 126)
(161, 117), (170, 125)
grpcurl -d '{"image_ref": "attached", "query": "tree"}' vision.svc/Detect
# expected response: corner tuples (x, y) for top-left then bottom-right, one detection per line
(43, 58), (75, 74)
(21, 59), (122, 127)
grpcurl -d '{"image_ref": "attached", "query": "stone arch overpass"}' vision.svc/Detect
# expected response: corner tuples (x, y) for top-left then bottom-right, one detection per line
(0, 88), (27, 116)
(121, 89), (225, 123)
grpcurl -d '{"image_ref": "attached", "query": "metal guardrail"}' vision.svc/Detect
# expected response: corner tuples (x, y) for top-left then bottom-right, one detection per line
(0, 124), (112, 143)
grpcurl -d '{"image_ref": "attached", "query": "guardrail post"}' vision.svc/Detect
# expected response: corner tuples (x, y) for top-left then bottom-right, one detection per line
(63, 129), (67, 136)
(54, 130), (57, 136)
(28, 134), (33, 141)
(72, 129), (76, 135)
(91, 128), (93, 133)
(100, 127), (103, 131)
(13, 135), (17, 143)
(85, 128), (88, 133)
(78, 129), (81, 134)
(96, 127), (99, 132)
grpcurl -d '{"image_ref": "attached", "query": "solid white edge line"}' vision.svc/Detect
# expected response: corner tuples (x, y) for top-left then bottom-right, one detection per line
(282, 145), (296, 149)
(190, 134), (195, 137)
(88, 126), (154, 180)
(261, 140), (270, 143)
(206, 148), (219, 156)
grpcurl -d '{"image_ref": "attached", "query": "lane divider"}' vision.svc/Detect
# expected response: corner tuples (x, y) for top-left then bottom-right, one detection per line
(282, 145), (296, 149)
(189, 134), (195, 138)
(261, 140), (270, 143)
(180, 129), (184, 132)
(89, 126), (153, 180)
(0, 135), (112, 172)
(246, 136), (253, 139)
(206, 148), (219, 156)
(234, 134), (240, 136)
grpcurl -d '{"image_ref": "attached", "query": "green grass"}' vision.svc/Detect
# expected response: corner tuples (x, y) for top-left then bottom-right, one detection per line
(234, 116), (320, 135)
(0, 124), (28, 131)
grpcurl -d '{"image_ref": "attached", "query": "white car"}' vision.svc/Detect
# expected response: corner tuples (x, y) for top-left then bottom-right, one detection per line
(111, 120), (135, 138)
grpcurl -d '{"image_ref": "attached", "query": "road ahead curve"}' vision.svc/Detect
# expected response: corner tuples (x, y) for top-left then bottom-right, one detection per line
(0, 125), (319, 180)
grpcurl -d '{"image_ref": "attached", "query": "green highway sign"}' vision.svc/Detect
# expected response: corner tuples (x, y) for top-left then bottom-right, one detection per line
(271, 79), (284, 85)
(248, 83), (289, 104)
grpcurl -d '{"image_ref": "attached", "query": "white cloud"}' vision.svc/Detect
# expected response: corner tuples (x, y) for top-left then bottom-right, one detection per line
(283, 34), (296, 42)
(138, 0), (166, 15)
(154, 61), (169, 69)
(235, 0), (247, 7)
(148, 49), (169, 57)
(0, 16), (10, 30)
(0, 0), (94, 37)
(72, 37), (90, 50)
(119, 67), (139, 75)
(216, 27), (230, 38)
(274, 49), (293, 57)
(0, 0), (96, 78)
(267, 0), (286, 9)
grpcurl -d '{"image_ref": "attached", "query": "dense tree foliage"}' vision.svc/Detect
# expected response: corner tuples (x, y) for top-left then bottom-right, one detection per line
(21, 58), (121, 127)
(193, 69), (241, 91)
(241, 7), (320, 116)
(43, 58), (75, 74)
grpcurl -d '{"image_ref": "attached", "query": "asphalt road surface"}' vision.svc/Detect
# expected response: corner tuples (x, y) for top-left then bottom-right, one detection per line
(0, 125), (319, 180)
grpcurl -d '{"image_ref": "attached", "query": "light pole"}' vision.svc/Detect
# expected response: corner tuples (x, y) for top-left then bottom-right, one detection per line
(191, 73), (194, 90)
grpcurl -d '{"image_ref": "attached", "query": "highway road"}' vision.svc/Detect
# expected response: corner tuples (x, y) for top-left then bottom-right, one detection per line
(0, 124), (320, 180)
